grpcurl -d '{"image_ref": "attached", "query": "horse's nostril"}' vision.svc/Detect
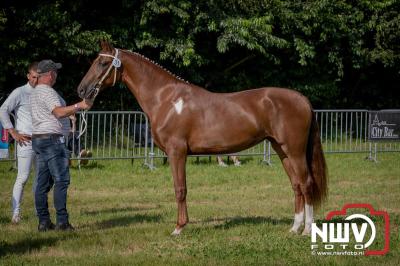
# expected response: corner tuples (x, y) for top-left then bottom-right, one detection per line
(77, 88), (85, 98)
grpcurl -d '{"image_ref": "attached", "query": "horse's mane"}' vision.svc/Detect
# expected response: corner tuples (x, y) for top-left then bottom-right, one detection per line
(124, 50), (190, 84)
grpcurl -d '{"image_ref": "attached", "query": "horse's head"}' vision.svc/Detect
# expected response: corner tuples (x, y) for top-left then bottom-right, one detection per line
(77, 40), (122, 101)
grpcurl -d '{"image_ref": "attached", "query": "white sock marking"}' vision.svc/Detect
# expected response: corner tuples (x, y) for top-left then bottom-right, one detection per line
(304, 204), (314, 233)
(171, 227), (182, 235)
(290, 210), (304, 232)
(305, 204), (313, 225)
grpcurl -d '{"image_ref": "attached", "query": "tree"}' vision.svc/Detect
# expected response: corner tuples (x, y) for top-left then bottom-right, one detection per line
(1, 0), (399, 109)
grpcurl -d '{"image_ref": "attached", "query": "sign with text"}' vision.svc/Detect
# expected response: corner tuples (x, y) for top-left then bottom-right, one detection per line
(0, 122), (9, 159)
(368, 111), (400, 141)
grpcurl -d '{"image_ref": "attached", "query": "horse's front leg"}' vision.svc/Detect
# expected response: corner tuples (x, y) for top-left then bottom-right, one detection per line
(167, 144), (188, 235)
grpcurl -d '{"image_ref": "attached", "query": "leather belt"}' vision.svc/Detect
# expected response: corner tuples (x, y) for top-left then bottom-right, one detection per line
(32, 133), (63, 139)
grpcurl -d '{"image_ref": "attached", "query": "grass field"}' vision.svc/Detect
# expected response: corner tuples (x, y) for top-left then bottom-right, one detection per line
(0, 153), (399, 265)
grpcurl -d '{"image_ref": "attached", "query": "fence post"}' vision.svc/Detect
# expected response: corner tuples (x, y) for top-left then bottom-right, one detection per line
(367, 142), (378, 162)
(143, 113), (156, 170)
(148, 138), (156, 170)
(262, 140), (271, 165)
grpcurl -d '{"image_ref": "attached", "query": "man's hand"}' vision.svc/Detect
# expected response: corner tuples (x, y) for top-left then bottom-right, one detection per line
(53, 99), (93, 119)
(9, 128), (31, 146)
(79, 99), (93, 110)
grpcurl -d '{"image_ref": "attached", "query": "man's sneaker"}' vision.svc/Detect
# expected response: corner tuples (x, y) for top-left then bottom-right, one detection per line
(11, 214), (21, 224)
(38, 221), (55, 232)
(55, 222), (75, 231)
(218, 161), (228, 167)
(234, 160), (241, 166)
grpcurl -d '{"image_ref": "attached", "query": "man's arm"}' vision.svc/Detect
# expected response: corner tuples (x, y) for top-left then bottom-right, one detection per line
(52, 99), (92, 119)
(7, 128), (31, 145)
(0, 90), (19, 130)
(0, 89), (31, 145)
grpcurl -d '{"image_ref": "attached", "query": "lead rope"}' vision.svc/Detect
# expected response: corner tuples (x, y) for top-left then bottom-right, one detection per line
(77, 111), (87, 170)
(78, 111), (87, 139)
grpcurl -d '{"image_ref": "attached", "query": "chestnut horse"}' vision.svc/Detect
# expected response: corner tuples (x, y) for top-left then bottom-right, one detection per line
(77, 41), (327, 235)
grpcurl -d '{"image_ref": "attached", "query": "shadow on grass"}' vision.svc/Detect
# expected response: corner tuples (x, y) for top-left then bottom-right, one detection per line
(81, 206), (159, 216)
(0, 215), (9, 225)
(207, 216), (293, 229)
(70, 161), (105, 170)
(0, 235), (67, 258)
(91, 214), (162, 229)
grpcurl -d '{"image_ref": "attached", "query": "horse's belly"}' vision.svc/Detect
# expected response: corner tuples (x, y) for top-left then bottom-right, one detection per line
(187, 125), (265, 154)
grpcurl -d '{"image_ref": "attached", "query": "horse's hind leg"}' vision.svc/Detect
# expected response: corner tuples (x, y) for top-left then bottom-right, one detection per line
(284, 157), (306, 234)
(271, 142), (310, 234)
(286, 155), (314, 235)
(300, 173), (314, 235)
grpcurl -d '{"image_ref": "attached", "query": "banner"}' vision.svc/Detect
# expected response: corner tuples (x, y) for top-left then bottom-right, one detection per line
(0, 122), (9, 159)
(368, 111), (400, 141)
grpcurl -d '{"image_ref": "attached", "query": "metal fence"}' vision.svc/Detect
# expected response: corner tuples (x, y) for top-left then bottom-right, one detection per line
(71, 111), (152, 166)
(315, 110), (400, 159)
(1, 110), (399, 166)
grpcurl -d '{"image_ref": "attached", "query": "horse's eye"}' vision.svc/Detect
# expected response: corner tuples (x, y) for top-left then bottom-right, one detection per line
(99, 61), (109, 67)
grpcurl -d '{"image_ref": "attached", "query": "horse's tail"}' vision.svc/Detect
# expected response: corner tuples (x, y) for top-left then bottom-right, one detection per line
(307, 111), (328, 208)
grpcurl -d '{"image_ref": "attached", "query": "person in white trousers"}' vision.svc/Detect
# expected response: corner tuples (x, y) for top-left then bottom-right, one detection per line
(217, 155), (241, 167)
(0, 62), (39, 224)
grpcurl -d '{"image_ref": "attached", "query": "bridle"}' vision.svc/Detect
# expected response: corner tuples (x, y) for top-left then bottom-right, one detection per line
(90, 48), (122, 99)
(79, 48), (122, 142)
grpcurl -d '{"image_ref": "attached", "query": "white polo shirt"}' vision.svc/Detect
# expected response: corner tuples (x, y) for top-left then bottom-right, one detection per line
(0, 82), (34, 135)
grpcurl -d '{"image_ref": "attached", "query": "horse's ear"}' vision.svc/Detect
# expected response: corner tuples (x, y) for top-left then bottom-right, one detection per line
(99, 39), (114, 52)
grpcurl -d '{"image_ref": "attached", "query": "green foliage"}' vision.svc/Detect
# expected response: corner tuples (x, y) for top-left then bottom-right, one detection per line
(0, 0), (399, 109)
(217, 16), (288, 54)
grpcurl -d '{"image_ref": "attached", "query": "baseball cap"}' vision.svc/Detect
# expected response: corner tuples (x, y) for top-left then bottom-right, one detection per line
(37, 59), (62, 74)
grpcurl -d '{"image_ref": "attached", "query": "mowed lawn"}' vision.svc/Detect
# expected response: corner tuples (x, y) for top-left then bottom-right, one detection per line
(0, 153), (399, 265)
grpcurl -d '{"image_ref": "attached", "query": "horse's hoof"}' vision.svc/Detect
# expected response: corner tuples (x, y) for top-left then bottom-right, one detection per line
(171, 227), (183, 236)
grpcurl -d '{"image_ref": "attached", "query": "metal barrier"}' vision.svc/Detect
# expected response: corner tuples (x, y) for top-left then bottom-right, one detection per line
(71, 111), (152, 167)
(316, 109), (370, 153)
(2, 110), (399, 167)
(315, 110), (400, 155)
(147, 109), (400, 167)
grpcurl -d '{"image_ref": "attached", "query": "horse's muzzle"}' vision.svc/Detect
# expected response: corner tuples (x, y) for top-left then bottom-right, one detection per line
(78, 86), (97, 100)
(77, 87), (87, 99)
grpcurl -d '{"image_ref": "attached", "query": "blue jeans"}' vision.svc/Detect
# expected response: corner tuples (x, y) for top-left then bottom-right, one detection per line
(32, 135), (71, 224)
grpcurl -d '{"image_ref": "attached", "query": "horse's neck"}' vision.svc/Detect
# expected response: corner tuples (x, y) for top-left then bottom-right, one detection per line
(122, 52), (185, 119)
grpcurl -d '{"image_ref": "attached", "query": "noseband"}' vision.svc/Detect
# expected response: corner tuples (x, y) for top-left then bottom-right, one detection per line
(90, 48), (122, 99)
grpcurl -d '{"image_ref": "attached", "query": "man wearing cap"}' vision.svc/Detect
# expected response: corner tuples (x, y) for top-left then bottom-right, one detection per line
(31, 59), (92, 231)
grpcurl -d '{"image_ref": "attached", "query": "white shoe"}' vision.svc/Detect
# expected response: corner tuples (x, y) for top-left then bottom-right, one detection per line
(234, 161), (241, 166)
(218, 161), (228, 167)
(11, 214), (21, 224)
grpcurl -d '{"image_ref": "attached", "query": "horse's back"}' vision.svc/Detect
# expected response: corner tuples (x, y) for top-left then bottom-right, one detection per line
(184, 86), (312, 154)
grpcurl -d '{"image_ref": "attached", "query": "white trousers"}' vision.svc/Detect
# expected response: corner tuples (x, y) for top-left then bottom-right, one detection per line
(12, 143), (36, 216)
